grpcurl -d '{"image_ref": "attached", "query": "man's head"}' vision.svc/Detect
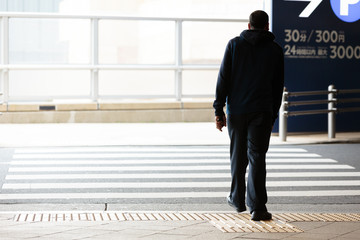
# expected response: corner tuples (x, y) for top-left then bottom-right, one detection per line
(248, 10), (269, 31)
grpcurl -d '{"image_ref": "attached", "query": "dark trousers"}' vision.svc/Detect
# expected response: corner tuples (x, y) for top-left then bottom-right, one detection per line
(227, 112), (272, 213)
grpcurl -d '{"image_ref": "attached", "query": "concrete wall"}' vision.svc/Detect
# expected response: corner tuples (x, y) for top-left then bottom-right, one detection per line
(0, 100), (214, 123)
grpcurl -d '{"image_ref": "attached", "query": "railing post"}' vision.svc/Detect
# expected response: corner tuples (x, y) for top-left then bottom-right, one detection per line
(328, 84), (336, 139)
(175, 20), (183, 101)
(90, 17), (99, 103)
(1, 16), (9, 104)
(279, 87), (288, 142)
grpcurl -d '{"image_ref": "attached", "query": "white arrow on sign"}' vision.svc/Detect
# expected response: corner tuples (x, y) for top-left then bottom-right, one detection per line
(285, 0), (323, 18)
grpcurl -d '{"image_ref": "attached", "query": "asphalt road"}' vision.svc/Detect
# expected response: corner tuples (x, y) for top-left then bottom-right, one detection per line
(0, 143), (359, 211)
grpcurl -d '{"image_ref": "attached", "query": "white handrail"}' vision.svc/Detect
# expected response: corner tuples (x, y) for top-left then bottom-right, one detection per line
(0, 12), (246, 103)
(0, 12), (248, 22)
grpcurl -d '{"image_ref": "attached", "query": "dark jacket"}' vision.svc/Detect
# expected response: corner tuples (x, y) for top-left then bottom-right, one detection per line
(213, 30), (284, 124)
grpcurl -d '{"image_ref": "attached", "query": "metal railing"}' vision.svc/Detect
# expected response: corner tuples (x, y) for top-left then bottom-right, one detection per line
(0, 12), (247, 103)
(279, 85), (360, 141)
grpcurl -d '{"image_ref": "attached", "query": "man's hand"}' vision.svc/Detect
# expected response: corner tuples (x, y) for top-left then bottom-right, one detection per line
(215, 115), (227, 132)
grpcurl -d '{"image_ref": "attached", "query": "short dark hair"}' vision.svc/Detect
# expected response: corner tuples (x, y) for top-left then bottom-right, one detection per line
(249, 10), (269, 30)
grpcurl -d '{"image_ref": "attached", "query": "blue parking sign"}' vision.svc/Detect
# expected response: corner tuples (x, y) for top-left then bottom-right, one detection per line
(272, 0), (360, 132)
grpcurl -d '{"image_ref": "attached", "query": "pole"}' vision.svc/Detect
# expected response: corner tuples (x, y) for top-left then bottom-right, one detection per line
(175, 20), (183, 101)
(279, 87), (288, 142)
(90, 18), (99, 103)
(1, 16), (9, 104)
(328, 84), (336, 139)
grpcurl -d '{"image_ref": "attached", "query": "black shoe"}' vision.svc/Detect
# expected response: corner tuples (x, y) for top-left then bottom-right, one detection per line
(251, 211), (272, 221)
(226, 196), (246, 213)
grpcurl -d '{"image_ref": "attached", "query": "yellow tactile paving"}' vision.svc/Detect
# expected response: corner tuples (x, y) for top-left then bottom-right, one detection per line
(273, 213), (360, 222)
(209, 219), (303, 233)
(12, 212), (360, 233)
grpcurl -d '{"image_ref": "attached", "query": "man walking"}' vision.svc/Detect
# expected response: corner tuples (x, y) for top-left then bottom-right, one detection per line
(213, 10), (284, 221)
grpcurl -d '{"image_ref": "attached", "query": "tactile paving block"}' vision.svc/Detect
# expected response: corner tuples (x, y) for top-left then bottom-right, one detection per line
(209, 219), (303, 233)
(273, 213), (360, 222)
(13, 212), (360, 223)
(12, 212), (360, 233)
(13, 212), (207, 222)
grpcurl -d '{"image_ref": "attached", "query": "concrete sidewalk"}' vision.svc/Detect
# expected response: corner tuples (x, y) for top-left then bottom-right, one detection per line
(1, 210), (360, 239)
(0, 123), (359, 147)
(0, 123), (359, 239)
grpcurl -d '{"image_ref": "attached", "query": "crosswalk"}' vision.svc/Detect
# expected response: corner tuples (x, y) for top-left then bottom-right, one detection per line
(1, 146), (360, 203)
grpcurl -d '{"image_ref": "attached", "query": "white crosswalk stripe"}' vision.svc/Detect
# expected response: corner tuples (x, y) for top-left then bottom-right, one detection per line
(6, 164), (354, 172)
(5, 172), (360, 180)
(2, 190), (360, 201)
(14, 147), (308, 154)
(12, 152), (321, 159)
(1, 146), (360, 203)
(9, 158), (337, 165)
(3, 180), (360, 190)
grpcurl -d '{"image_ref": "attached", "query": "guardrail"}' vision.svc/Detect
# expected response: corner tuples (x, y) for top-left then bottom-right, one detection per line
(0, 12), (247, 103)
(279, 85), (360, 142)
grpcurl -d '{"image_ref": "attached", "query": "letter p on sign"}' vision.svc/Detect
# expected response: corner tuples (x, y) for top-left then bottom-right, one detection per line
(341, 0), (360, 15)
(331, 0), (360, 22)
